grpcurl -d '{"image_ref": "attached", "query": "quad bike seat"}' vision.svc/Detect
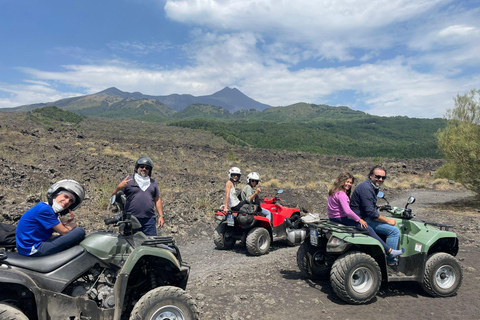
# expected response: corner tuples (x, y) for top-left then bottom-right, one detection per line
(0, 245), (85, 273)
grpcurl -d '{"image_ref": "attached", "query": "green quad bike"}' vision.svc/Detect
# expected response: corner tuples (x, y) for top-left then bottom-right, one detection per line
(0, 192), (199, 320)
(297, 192), (463, 304)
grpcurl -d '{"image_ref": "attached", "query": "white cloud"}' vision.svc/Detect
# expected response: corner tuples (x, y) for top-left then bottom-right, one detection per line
(165, 0), (446, 61)
(1, 0), (479, 120)
(0, 82), (81, 108)
(4, 46), (477, 118)
(107, 41), (174, 56)
(439, 24), (478, 37)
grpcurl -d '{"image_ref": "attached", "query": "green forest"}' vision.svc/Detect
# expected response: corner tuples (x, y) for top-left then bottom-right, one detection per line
(170, 116), (445, 158)
(24, 104), (446, 159)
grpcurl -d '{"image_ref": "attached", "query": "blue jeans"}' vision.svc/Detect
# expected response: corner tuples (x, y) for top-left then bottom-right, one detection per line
(33, 227), (85, 257)
(261, 208), (272, 223)
(329, 217), (391, 254)
(365, 217), (400, 264)
(136, 217), (157, 236)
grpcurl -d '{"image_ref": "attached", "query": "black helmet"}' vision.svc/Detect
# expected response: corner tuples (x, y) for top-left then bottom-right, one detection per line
(47, 179), (85, 211)
(135, 157), (153, 176)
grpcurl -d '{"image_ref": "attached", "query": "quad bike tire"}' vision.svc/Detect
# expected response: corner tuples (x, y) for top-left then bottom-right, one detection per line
(246, 227), (271, 256)
(421, 252), (463, 297)
(296, 239), (330, 280)
(213, 222), (236, 250)
(130, 286), (199, 320)
(0, 303), (29, 320)
(330, 251), (381, 304)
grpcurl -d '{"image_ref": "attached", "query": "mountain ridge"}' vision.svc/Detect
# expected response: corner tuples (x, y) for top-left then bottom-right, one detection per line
(7, 86), (272, 113)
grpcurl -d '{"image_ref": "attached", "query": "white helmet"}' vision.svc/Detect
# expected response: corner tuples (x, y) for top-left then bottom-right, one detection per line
(228, 167), (242, 179)
(247, 172), (260, 183)
(47, 179), (85, 211)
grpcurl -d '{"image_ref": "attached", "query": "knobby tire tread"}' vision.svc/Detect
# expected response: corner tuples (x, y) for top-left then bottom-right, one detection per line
(213, 223), (235, 249)
(296, 240), (330, 280)
(422, 252), (462, 297)
(330, 251), (381, 304)
(130, 286), (199, 320)
(0, 303), (29, 320)
(246, 227), (270, 256)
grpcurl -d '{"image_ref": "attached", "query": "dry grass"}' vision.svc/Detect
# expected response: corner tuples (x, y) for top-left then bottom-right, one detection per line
(384, 173), (431, 189)
(262, 179), (298, 190)
(87, 173), (119, 210)
(102, 146), (137, 161)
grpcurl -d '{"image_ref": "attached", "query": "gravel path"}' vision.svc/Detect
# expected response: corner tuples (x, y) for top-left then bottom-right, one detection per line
(177, 190), (480, 320)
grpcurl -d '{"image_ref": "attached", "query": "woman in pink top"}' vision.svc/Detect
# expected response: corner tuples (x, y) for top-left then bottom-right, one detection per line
(328, 172), (404, 259)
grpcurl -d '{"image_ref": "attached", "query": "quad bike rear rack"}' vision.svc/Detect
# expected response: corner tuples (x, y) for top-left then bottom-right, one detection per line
(305, 219), (369, 237)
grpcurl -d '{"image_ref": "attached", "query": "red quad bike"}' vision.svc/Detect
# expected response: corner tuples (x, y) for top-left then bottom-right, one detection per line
(213, 190), (306, 256)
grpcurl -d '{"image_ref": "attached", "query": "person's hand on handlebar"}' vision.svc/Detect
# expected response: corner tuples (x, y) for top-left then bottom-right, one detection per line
(379, 204), (392, 211)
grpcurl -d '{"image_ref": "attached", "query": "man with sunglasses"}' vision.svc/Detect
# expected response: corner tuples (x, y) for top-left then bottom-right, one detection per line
(112, 157), (164, 236)
(350, 165), (402, 266)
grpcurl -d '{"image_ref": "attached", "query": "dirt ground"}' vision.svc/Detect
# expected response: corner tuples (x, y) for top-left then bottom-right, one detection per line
(179, 190), (480, 320)
(1, 112), (479, 319)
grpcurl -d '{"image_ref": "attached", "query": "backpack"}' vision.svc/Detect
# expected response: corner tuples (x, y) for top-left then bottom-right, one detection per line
(0, 223), (16, 246)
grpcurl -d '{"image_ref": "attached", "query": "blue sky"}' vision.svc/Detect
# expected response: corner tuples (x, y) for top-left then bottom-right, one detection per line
(1, 0), (479, 118)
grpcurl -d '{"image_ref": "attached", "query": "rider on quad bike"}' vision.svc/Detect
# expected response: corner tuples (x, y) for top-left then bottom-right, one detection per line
(221, 167), (244, 213)
(214, 180), (306, 256)
(0, 184), (198, 320)
(15, 179), (86, 257)
(297, 192), (463, 305)
(240, 172), (272, 222)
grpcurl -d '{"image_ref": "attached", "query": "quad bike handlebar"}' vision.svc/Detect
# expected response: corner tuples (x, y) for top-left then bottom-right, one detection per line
(104, 217), (119, 225)
(377, 192), (416, 220)
(263, 189), (284, 204)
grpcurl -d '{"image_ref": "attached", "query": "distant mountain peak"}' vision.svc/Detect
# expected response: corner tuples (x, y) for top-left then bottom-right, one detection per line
(212, 87), (243, 97)
(7, 86), (272, 113)
(98, 87), (124, 95)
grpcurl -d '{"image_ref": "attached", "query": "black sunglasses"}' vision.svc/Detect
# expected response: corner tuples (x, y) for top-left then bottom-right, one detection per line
(138, 165), (151, 169)
(374, 174), (387, 180)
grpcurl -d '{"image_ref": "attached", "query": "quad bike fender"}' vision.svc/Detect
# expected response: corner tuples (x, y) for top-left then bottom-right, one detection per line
(0, 267), (37, 289)
(118, 245), (182, 274)
(328, 232), (386, 257)
(0, 269), (43, 319)
(112, 246), (188, 320)
(253, 217), (272, 232)
(400, 230), (459, 257)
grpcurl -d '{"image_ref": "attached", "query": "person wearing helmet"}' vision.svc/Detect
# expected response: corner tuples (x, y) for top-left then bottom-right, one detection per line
(111, 156), (164, 236)
(222, 167), (243, 213)
(15, 179), (86, 257)
(240, 172), (272, 222)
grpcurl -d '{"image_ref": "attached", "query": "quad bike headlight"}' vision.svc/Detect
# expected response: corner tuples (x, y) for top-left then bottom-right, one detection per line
(327, 236), (350, 253)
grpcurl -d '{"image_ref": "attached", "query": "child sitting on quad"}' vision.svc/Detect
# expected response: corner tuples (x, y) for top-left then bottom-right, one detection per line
(327, 172), (404, 260)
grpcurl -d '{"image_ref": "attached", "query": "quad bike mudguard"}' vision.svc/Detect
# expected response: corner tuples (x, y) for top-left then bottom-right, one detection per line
(307, 221), (385, 256)
(112, 245), (189, 320)
(397, 219), (459, 256)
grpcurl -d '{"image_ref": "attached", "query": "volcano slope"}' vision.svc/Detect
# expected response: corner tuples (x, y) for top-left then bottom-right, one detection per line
(1, 111), (478, 319)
